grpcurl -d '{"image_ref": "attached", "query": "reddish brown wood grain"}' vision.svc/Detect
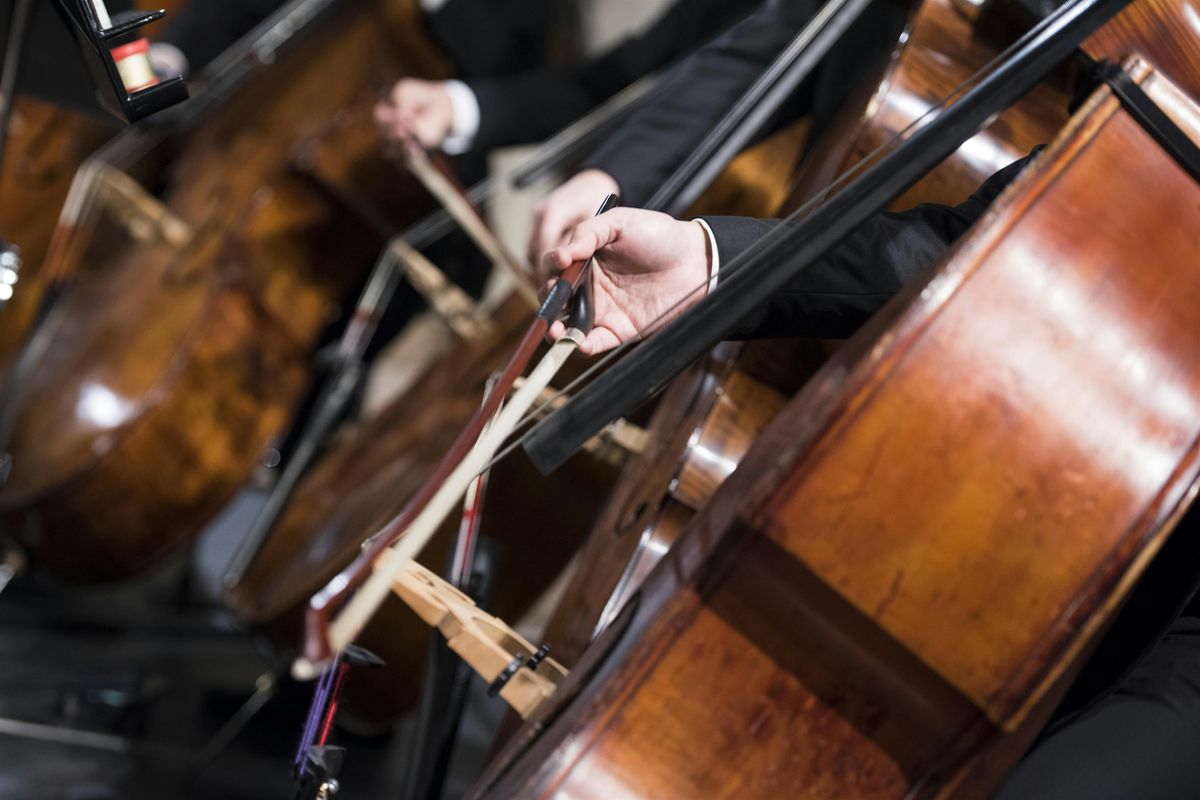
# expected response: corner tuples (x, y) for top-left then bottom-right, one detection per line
(471, 64), (1200, 800)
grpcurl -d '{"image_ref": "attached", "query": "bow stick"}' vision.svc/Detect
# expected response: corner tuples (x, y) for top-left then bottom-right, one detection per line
(295, 195), (618, 678)
(398, 137), (541, 307)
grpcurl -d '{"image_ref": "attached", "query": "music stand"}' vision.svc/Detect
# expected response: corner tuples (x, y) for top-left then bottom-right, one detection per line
(0, 0), (188, 167)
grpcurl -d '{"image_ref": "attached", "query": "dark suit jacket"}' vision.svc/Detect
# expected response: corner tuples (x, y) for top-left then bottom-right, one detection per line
(580, 0), (910, 205)
(423, 0), (558, 79)
(705, 153), (1033, 340)
(465, 0), (756, 153)
(159, 0), (557, 76)
(159, 0), (287, 71)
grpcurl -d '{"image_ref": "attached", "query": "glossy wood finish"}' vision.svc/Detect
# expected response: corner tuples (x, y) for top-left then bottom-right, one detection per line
(1083, 0), (1200, 97)
(0, 0), (442, 580)
(536, 343), (813, 669)
(473, 63), (1200, 800)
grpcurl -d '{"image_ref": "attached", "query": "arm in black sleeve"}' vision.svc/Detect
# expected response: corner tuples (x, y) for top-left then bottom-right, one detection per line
(704, 151), (1036, 339)
(575, 0), (822, 205)
(465, 0), (755, 153)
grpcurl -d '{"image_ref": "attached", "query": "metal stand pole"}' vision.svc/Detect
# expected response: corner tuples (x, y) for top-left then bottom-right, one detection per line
(402, 541), (497, 800)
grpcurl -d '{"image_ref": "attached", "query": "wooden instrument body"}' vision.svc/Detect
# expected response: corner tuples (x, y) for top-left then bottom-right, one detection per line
(472, 63), (1200, 799)
(0, 0), (441, 580)
(537, 0), (1072, 672)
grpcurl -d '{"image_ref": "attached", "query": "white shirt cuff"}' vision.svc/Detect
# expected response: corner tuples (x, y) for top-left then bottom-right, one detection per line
(694, 218), (720, 293)
(441, 79), (481, 155)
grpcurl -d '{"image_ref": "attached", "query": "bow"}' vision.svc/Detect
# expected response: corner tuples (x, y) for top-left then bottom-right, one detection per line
(294, 194), (617, 678)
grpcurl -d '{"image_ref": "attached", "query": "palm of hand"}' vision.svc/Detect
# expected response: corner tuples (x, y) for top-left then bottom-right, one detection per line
(553, 209), (709, 355)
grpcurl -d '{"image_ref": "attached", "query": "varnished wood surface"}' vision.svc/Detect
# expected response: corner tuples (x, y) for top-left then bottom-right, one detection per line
(0, 1), (196, 385)
(0, 0), (443, 580)
(472, 64), (1200, 800)
(536, 344), (807, 670)
(1083, 0), (1200, 99)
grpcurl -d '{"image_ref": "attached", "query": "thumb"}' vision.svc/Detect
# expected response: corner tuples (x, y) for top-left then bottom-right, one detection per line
(579, 326), (622, 355)
(558, 215), (619, 267)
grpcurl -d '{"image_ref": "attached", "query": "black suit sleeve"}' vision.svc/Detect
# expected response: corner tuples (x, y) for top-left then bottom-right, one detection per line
(704, 152), (1036, 340)
(464, 0), (755, 153)
(424, 0), (556, 79)
(577, 0), (823, 205)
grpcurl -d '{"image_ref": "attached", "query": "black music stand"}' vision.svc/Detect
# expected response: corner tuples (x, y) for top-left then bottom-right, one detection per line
(0, 0), (188, 167)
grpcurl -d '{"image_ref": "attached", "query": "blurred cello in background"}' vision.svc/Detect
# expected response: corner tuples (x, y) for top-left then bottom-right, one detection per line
(0, 0), (444, 580)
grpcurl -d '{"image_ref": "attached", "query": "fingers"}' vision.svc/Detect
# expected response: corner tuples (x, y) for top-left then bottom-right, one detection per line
(548, 213), (621, 272)
(540, 246), (576, 280)
(373, 80), (450, 148)
(547, 317), (620, 355)
(579, 327), (622, 355)
(528, 199), (572, 274)
(526, 170), (619, 274)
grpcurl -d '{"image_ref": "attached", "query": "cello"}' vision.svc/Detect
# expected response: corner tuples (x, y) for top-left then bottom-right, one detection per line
(471, 52), (1200, 800)
(280, 0), (1200, 791)
(0, 0), (444, 581)
(259, 0), (1064, 734)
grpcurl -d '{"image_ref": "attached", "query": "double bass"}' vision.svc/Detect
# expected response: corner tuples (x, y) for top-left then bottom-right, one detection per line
(472, 52), (1200, 799)
(221, 60), (818, 733)
(255, 0), (1071, 734)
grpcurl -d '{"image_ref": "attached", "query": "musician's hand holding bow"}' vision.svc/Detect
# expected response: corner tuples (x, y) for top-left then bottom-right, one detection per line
(375, 79), (455, 148)
(544, 208), (713, 355)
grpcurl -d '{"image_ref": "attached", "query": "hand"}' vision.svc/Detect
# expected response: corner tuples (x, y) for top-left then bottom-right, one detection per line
(374, 79), (454, 149)
(527, 169), (620, 274)
(543, 208), (712, 355)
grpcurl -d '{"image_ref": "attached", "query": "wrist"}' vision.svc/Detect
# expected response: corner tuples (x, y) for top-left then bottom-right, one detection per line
(441, 79), (480, 154)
